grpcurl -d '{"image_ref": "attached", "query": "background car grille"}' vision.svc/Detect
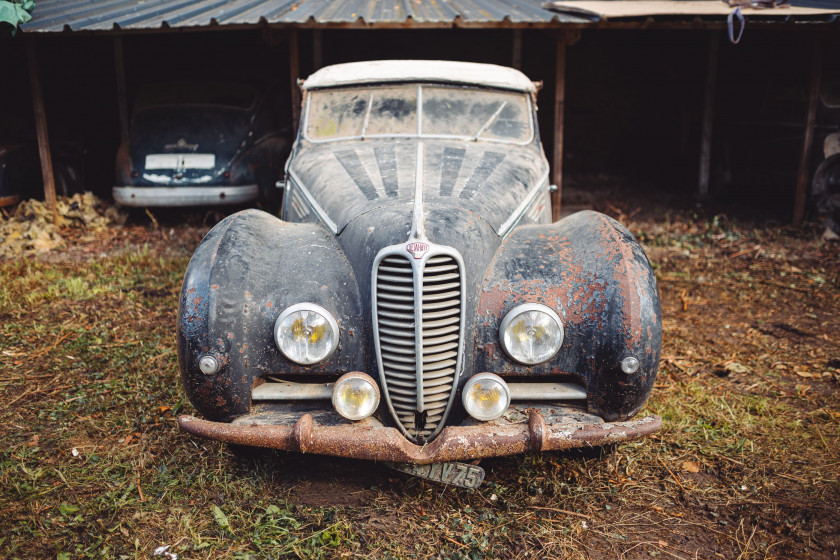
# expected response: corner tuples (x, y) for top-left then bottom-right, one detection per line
(375, 253), (462, 443)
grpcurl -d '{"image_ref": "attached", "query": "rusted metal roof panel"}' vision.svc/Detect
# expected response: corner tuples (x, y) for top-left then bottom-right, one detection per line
(543, 0), (840, 21)
(21, 0), (586, 33)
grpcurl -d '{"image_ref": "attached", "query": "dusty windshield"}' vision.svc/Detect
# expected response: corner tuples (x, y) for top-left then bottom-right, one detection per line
(305, 85), (532, 143)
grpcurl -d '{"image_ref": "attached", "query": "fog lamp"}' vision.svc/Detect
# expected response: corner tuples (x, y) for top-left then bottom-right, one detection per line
(500, 303), (564, 365)
(462, 373), (510, 421)
(332, 372), (380, 421)
(274, 303), (339, 365)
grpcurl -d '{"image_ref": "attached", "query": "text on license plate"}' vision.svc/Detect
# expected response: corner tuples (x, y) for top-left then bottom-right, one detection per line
(387, 462), (485, 489)
(145, 154), (215, 170)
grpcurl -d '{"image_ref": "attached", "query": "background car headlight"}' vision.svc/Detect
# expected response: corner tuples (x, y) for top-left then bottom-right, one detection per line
(332, 372), (380, 421)
(462, 373), (510, 421)
(499, 303), (564, 365)
(274, 303), (339, 365)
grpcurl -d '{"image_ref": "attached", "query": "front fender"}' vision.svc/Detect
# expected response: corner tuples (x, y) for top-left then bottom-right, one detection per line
(177, 209), (365, 422)
(474, 210), (661, 421)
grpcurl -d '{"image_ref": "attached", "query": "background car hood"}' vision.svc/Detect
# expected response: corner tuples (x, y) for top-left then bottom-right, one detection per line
(130, 106), (251, 174)
(288, 138), (548, 236)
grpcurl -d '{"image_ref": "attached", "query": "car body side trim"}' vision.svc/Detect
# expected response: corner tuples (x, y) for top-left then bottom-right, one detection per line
(287, 169), (339, 234)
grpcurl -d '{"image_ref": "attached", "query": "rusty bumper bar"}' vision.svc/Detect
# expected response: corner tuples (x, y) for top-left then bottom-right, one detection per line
(178, 411), (661, 464)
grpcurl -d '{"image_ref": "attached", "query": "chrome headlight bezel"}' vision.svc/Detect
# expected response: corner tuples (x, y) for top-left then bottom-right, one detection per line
(274, 302), (339, 365)
(332, 372), (381, 421)
(462, 373), (511, 421)
(499, 303), (564, 365)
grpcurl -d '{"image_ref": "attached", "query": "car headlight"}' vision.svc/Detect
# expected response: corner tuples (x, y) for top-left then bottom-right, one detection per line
(499, 303), (564, 365)
(462, 373), (510, 421)
(274, 303), (339, 365)
(332, 372), (380, 421)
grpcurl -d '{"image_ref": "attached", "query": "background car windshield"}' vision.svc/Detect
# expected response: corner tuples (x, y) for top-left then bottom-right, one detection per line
(135, 83), (258, 110)
(306, 85), (530, 142)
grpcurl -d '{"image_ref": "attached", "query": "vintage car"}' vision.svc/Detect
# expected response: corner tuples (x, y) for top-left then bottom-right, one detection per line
(0, 113), (86, 207)
(113, 82), (289, 208)
(813, 133), (840, 238)
(177, 61), (662, 488)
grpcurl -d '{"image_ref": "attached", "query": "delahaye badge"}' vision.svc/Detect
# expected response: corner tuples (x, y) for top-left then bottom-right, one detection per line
(405, 241), (430, 259)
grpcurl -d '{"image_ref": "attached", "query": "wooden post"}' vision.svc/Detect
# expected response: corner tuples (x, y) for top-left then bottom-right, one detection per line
(312, 29), (323, 70)
(114, 35), (130, 144)
(27, 39), (59, 225)
(551, 35), (566, 221)
(512, 30), (522, 70)
(793, 38), (822, 227)
(289, 29), (301, 135)
(698, 31), (720, 198)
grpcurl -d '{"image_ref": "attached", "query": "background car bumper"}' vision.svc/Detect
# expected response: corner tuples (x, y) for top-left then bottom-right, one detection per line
(113, 185), (259, 207)
(178, 404), (661, 464)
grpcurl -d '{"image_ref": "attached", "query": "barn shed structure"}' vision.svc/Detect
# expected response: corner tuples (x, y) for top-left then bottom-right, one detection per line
(3, 0), (840, 224)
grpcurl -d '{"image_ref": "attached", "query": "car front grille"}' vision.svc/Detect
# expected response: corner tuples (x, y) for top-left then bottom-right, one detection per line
(373, 250), (464, 443)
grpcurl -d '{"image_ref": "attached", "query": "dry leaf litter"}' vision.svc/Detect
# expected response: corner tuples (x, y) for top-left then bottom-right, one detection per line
(0, 193), (126, 257)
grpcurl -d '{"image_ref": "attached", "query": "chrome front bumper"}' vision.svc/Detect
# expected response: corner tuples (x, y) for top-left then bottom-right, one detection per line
(113, 185), (259, 207)
(178, 403), (661, 464)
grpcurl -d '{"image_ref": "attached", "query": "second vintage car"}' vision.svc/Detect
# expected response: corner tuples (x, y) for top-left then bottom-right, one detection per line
(114, 82), (288, 208)
(177, 61), (662, 487)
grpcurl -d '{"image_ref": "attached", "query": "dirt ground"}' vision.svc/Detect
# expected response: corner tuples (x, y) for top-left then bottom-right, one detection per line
(0, 185), (838, 559)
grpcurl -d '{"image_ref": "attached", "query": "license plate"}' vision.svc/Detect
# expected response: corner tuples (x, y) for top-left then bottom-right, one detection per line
(145, 153), (215, 170)
(386, 461), (485, 489)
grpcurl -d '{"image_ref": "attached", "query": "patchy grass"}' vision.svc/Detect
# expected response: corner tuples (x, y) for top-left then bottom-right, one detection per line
(0, 210), (838, 559)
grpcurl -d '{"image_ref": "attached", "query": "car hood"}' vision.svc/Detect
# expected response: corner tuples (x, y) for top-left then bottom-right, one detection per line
(129, 106), (251, 172)
(288, 138), (548, 236)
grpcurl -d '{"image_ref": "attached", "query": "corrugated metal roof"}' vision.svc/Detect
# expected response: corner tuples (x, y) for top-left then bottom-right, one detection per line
(21, 0), (588, 33)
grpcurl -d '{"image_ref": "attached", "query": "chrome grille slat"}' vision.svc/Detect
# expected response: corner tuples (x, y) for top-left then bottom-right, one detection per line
(379, 326), (417, 338)
(423, 281), (460, 292)
(423, 352), (458, 363)
(374, 249), (463, 444)
(422, 341), (459, 354)
(422, 307), (460, 320)
(422, 290), (461, 302)
(377, 300), (415, 311)
(380, 343), (416, 355)
(377, 318), (415, 329)
(379, 293), (415, 302)
(377, 309), (415, 320)
(422, 324), (460, 337)
(379, 336), (416, 347)
(423, 316), (460, 329)
(381, 353), (416, 364)
(422, 333), (459, 345)
(423, 300), (459, 311)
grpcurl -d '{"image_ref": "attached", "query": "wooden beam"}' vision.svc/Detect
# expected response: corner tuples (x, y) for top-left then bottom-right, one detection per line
(26, 39), (59, 226)
(312, 29), (323, 70)
(289, 29), (301, 135)
(551, 36), (566, 221)
(697, 31), (720, 198)
(512, 29), (522, 70)
(114, 35), (130, 144)
(793, 38), (822, 227)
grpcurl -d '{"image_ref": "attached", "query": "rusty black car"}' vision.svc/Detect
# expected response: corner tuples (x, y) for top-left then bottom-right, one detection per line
(113, 82), (288, 208)
(177, 61), (662, 488)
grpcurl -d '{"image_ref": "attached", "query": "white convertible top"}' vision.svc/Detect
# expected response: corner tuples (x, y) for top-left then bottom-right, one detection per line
(302, 60), (537, 93)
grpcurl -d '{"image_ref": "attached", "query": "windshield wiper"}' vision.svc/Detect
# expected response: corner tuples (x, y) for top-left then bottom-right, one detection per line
(360, 93), (374, 140)
(472, 101), (507, 141)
